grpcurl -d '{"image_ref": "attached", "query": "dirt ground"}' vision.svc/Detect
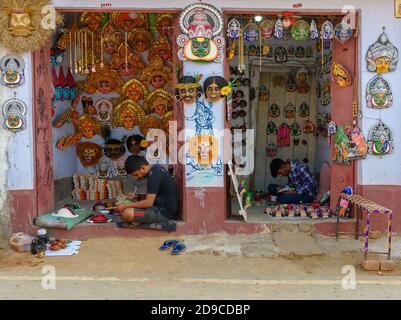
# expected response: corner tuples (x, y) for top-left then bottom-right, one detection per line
(0, 236), (400, 300)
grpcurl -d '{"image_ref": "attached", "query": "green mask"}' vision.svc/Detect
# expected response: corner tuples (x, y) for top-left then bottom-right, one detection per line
(191, 37), (210, 58)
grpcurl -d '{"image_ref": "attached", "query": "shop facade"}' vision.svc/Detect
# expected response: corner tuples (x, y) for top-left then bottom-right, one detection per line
(1, 0), (401, 238)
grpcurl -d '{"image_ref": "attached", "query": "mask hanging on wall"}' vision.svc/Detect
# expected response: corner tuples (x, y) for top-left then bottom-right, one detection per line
(2, 92), (27, 132)
(333, 126), (351, 165)
(366, 74), (392, 109)
(298, 102), (309, 118)
(259, 84), (269, 101)
(367, 121), (394, 156)
(284, 103), (295, 119)
(175, 75), (202, 104)
(295, 46), (305, 58)
(260, 19), (275, 40)
(274, 19), (283, 39)
(226, 18), (241, 40)
(331, 62), (352, 88)
(266, 121), (277, 135)
(274, 47), (287, 63)
(286, 72), (297, 92)
(266, 143), (278, 157)
(321, 21), (335, 40)
(291, 20), (309, 41)
(366, 27), (398, 74)
(0, 54), (25, 88)
(269, 103), (280, 118)
(309, 20), (319, 40)
(344, 122), (368, 160)
(277, 123), (290, 147)
(334, 21), (353, 43)
(243, 23), (259, 43)
(177, 3), (225, 63)
(290, 122), (301, 136)
(76, 142), (102, 167)
(303, 120), (315, 134)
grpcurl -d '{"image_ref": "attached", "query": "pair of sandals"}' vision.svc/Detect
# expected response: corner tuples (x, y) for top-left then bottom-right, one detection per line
(159, 239), (186, 255)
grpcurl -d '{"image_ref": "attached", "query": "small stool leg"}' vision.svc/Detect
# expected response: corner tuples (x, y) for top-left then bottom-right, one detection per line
(364, 211), (371, 260)
(355, 205), (360, 240)
(387, 211), (392, 260)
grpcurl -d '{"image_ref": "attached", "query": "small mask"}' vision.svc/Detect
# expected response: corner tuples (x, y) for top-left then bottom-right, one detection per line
(9, 11), (34, 37)
(2, 93), (27, 132)
(0, 54), (25, 88)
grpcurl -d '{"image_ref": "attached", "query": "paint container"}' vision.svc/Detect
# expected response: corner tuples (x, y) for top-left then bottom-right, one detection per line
(37, 229), (48, 244)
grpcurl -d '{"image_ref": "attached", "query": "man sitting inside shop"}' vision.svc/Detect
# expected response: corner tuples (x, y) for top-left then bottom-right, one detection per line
(268, 158), (317, 204)
(116, 155), (178, 229)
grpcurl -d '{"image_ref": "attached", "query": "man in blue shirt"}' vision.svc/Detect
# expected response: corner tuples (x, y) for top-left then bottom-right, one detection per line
(268, 158), (317, 204)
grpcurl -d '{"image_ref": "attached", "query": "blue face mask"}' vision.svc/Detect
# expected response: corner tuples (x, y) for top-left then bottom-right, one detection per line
(69, 86), (77, 101)
(50, 54), (56, 66)
(62, 86), (70, 101)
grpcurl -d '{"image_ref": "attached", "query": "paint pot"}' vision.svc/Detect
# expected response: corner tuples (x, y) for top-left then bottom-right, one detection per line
(37, 229), (48, 244)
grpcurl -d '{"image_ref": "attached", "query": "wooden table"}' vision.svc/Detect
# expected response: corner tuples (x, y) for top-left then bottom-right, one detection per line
(336, 193), (392, 260)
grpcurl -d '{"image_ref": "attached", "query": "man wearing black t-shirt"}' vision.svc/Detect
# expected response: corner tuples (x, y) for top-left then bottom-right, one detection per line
(116, 155), (178, 225)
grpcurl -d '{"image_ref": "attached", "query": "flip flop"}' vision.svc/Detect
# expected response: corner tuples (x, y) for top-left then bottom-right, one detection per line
(171, 241), (186, 255)
(159, 239), (180, 251)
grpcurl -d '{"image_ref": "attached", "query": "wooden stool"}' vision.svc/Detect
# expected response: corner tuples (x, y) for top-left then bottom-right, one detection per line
(335, 193), (392, 260)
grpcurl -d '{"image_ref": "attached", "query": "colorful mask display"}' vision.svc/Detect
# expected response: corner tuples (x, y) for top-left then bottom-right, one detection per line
(0, 0), (62, 53)
(175, 75), (202, 104)
(226, 18), (241, 40)
(291, 20), (309, 41)
(76, 142), (102, 167)
(75, 115), (100, 139)
(298, 102), (309, 118)
(284, 103), (295, 119)
(366, 28), (398, 73)
(2, 92), (27, 132)
(111, 12), (147, 32)
(366, 75), (392, 109)
(310, 20), (319, 40)
(266, 121), (277, 135)
(149, 35), (173, 63)
(203, 75), (229, 103)
(274, 47), (287, 63)
(139, 116), (162, 136)
(334, 22), (353, 43)
(146, 89), (174, 117)
(97, 21), (123, 56)
(0, 54), (25, 88)
(122, 78), (149, 102)
(331, 62), (352, 88)
(95, 99), (113, 123)
(278, 123), (290, 147)
(367, 121), (394, 156)
(128, 28), (152, 53)
(155, 13), (173, 37)
(244, 23), (259, 42)
(85, 62), (123, 95)
(110, 43), (146, 77)
(274, 19), (283, 39)
(80, 12), (102, 31)
(177, 3), (224, 62)
(321, 21), (334, 40)
(112, 99), (145, 130)
(141, 55), (173, 89)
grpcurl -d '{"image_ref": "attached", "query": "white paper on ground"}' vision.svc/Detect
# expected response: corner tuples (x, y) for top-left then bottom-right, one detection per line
(44, 240), (82, 257)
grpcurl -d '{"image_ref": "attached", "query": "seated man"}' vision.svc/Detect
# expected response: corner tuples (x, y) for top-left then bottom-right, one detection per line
(116, 155), (178, 227)
(268, 158), (317, 204)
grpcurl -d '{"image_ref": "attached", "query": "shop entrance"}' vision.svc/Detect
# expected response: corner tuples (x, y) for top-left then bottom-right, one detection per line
(225, 12), (359, 222)
(32, 9), (183, 227)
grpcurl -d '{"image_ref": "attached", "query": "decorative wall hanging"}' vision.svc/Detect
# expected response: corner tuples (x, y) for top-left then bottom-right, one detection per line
(146, 89), (174, 117)
(97, 21), (124, 56)
(290, 122), (301, 136)
(56, 134), (81, 151)
(298, 102), (309, 117)
(243, 23), (259, 43)
(122, 78), (149, 102)
(127, 27), (152, 53)
(321, 21), (334, 40)
(149, 35), (173, 63)
(76, 142), (102, 167)
(203, 75), (229, 103)
(296, 67), (309, 94)
(226, 18), (241, 39)
(366, 27), (399, 73)
(291, 20), (309, 41)
(175, 75), (202, 104)
(75, 115), (100, 139)
(284, 103), (295, 119)
(266, 143), (278, 157)
(286, 72), (297, 92)
(82, 96), (96, 116)
(97, 156), (114, 179)
(321, 79), (331, 105)
(95, 99), (113, 124)
(367, 121), (394, 156)
(282, 27), (291, 41)
(274, 47), (287, 63)
(112, 99), (145, 131)
(52, 66), (64, 101)
(366, 75), (392, 109)
(85, 62), (123, 95)
(2, 92), (27, 132)
(80, 12), (103, 31)
(141, 55), (173, 89)
(334, 22), (353, 43)
(139, 116), (162, 136)
(303, 120), (315, 134)
(110, 43), (145, 78)
(0, 54), (25, 87)
(269, 103), (280, 118)
(277, 123), (290, 147)
(333, 126), (351, 165)
(247, 45), (258, 56)
(295, 46), (305, 58)
(274, 19), (283, 39)
(344, 123), (368, 160)
(260, 19), (275, 40)
(327, 121), (337, 146)
(0, 0), (62, 53)
(259, 84), (269, 101)
(331, 62), (352, 88)
(111, 12), (148, 33)
(310, 20), (319, 40)
(286, 46), (294, 57)
(177, 3), (224, 63)
(266, 121), (277, 135)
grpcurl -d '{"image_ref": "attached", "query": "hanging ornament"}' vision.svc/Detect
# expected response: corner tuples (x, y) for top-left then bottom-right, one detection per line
(327, 120), (337, 147)
(177, 3), (224, 63)
(259, 84), (269, 101)
(274, 19), (283, 39)
(260, 19), (275, 40)
(310, 20), (319, 40)
(333, 126), (351, 165)
(331, 62), (352, 88)
(298, 102), (310, 117)
(321, 21), (335, 40)
(290, 122), (301, 136)
(2, 92), (27, 132)
(303, 120), (315, 134)
(291, 20), (310, 41)
(295, 46), (305, 58)
(296, 67), (309, 94)
(269, 103), (280, 118)
(284, 103), (295, 119)
(366, 75), (392, 109)
(286, 72), (297, 92)
(321, 79), (331, 105)
(367, 121), (394, 156)
(277, 123), (290, 147)
(266, 143), (278, 157)
(226, 18), (241, 39)
(0, 54), (25, 88)
(282, 27), (291, 41)
(243, 23), (259, 42)
(266, 121), (278, 135)
(274, 47), (287, 63)
(366, 27), (398, 73)
(334, 22), (353, 43)
(344, 122), (368, 160)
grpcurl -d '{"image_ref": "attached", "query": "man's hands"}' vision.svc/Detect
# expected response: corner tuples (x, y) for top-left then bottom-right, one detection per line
(127, 193), (138, 200)
(115, 203), (129, 213)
